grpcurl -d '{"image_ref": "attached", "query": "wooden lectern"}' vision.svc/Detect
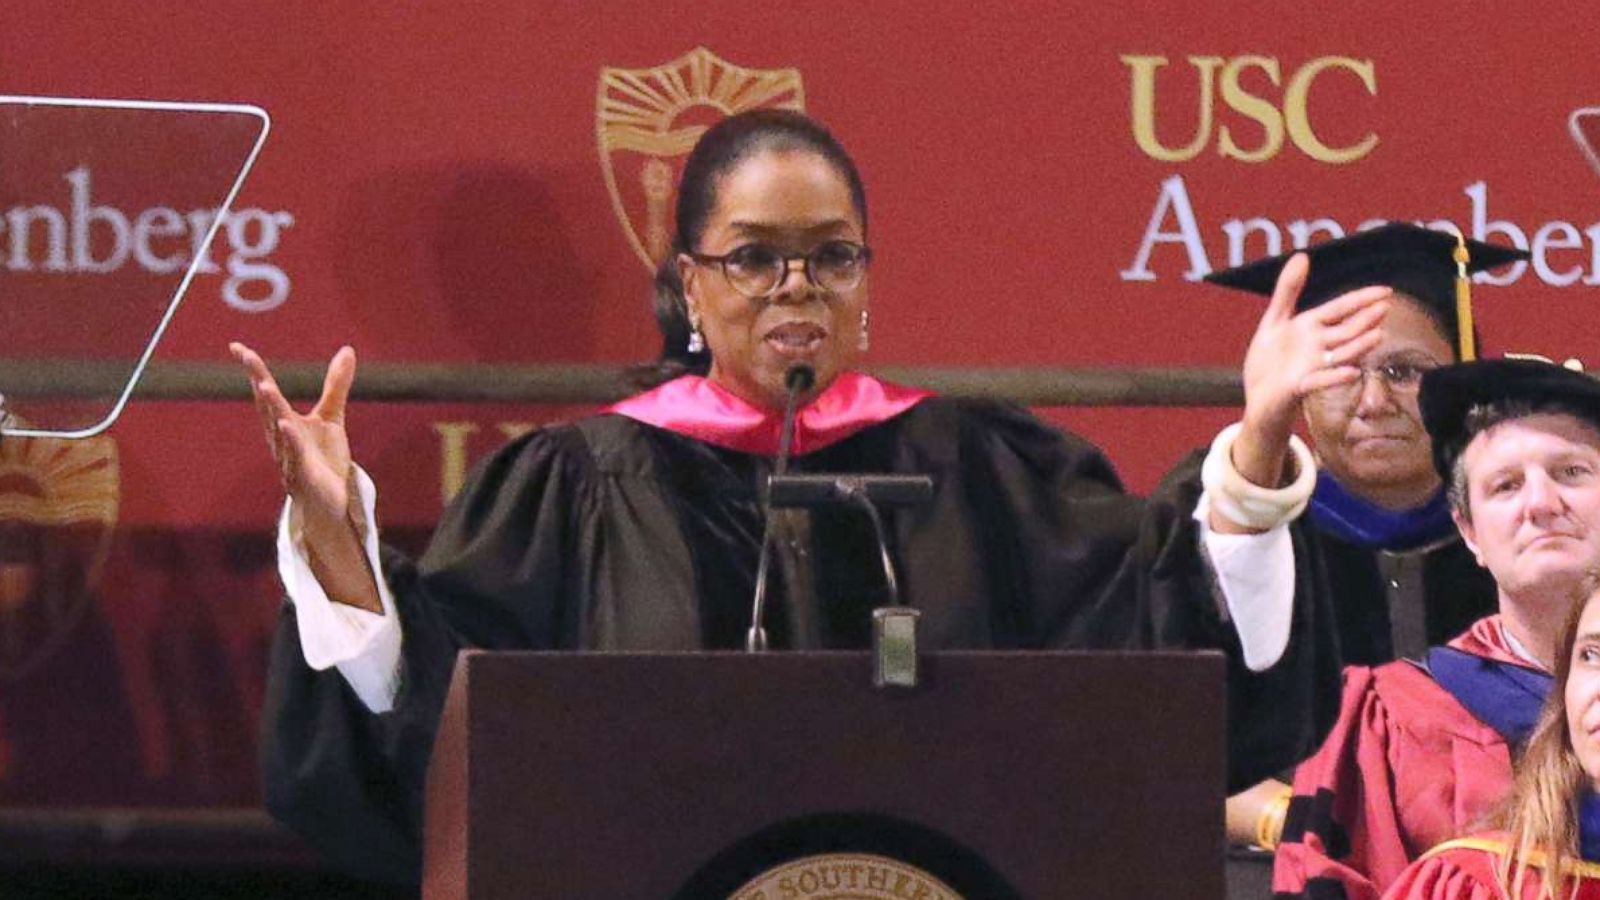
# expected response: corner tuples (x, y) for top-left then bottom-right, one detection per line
(423, 651), (1223, 899)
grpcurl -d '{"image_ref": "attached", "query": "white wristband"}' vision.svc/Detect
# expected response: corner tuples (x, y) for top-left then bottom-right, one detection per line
(1201, 422), (1316, 531)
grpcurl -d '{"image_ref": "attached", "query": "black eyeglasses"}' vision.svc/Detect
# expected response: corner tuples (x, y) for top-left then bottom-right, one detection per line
(688, 240), (871, 299)
(1312, 354), (1443, 406)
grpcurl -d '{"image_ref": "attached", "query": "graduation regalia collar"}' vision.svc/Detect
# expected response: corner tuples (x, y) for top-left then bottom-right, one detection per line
(1307, 472), (1456, 552)
(1425, 616), (1553, 745)
(1423, 829), (1600, 886)
(1440, 802), (1600, 870)
(1584, 793), (1600, 863)
(604, 371), (934, 457)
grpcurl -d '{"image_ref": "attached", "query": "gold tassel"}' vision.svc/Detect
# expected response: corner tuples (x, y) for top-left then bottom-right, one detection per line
(1454, 233), (1476, 361)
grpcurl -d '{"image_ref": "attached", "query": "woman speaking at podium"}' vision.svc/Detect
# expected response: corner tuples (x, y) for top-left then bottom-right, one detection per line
(233, 110), (1349, 883)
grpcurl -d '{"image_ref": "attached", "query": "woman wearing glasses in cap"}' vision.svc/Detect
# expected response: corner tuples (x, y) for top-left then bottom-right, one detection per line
(232, 109), (1270, 884)
(1176, 225), (1528, 850)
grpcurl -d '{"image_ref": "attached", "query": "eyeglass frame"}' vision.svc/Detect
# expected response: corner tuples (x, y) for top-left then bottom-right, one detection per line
(1309, 354), (1444, 406)
(685, 240), (873, 299)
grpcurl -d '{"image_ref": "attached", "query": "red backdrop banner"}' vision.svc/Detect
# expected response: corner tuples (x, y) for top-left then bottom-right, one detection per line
(0, 1), (1595, 805)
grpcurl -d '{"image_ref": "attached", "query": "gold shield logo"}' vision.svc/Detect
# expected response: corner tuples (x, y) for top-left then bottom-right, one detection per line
(0, 430), (119, 681)
(597, 47), (804, 270)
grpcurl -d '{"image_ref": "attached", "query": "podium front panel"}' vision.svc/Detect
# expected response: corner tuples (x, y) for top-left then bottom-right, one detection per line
(424, 650), (1224, 899)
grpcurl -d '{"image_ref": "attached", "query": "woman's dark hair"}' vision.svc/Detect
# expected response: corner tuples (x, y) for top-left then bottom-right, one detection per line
(636, 109), (868, 386)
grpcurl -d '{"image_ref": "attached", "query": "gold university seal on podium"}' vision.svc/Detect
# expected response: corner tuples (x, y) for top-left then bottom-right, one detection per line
(731, 852), (965, 900)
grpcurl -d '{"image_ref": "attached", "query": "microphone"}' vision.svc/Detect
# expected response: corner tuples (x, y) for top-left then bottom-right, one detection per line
(773, 364), (814, 475)
(745, 363), (815, 652)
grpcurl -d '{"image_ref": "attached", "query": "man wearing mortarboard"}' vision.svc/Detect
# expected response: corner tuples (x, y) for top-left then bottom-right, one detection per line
(1275, 355), (1600, 899)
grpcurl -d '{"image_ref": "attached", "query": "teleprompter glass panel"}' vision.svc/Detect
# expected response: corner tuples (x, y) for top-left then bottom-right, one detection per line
(0, 96), (269, 438)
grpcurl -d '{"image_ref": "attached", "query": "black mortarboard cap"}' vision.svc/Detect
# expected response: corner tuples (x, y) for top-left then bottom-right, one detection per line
(1420, 358), (1600, 480)
(1204, 222), (1529, 360)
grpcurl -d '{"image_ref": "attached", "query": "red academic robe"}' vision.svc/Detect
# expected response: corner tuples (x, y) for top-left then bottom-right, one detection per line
(1383, 834), (1600, 900)
(1274, 616), (1537, 900)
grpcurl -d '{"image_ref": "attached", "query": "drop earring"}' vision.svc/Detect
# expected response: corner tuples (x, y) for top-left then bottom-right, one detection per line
(687, 314), (705, 354)
(858, 309), (870, 352)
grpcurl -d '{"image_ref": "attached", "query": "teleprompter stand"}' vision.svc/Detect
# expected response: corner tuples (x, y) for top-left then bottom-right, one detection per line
(423, 650), (1224, 899)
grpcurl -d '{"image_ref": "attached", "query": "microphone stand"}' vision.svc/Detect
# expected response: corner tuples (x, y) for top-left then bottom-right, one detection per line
(744, 365), (814, 652)
(837, 482), (923, 689)
(766, 470), (934, 689)
(743, 366), (935, 688)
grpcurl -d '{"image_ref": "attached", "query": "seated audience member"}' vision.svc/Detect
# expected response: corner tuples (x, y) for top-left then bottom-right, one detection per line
(1381, 573), (1600, 900)
(233, 109), (1289, 883)
(1274, 358), (1600, 899)
(1177, 225), (1528, 845)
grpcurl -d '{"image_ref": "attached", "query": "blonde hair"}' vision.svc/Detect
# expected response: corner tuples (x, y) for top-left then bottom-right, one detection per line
(1495, 570), (1600, 900)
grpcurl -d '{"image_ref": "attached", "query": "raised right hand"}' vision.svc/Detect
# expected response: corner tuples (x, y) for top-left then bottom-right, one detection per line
(1207, 254), (1392, 535)
(231, 342), (381, 612)
(1235, 253), (1388, 441)
(1231, 253), (1390, 489)
(1240, 252), (1391, 439)
(231, 342), (357, 525)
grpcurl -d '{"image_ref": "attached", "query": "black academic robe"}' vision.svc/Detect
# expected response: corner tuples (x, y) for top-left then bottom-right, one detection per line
(261, 395), (1207, 884)
(1143, 452), (1499, 791)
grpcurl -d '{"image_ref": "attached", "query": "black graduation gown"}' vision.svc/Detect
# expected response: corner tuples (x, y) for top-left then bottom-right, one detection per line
(261, 397), (1201, 884)
(1141, 451), (1499, 791)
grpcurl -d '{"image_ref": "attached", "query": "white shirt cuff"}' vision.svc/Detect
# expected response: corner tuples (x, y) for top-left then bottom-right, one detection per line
(276, 466), (402, 713)
(1196, 491), (1296, 673)
(1200, 423), (1316, 531)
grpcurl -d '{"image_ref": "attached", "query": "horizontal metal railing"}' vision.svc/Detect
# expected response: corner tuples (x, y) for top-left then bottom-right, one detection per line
(0, 359), (1245, 871)
(0, 359), (1245, 407)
